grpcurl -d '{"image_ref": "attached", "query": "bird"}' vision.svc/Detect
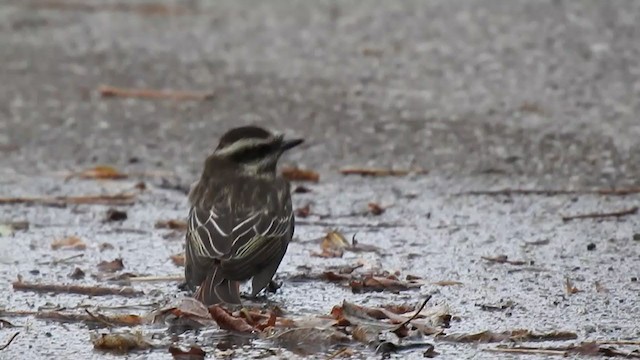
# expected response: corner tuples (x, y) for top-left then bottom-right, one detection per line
(184, 125), (304, 306)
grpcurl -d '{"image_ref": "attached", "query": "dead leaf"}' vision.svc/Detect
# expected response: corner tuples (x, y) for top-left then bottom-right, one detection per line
(105, 208), (128, 222)
(432, 280), (463, 286)
(209, 305), (254, 333)
(68, 267), (85, 280)
(75, 165), (127, 180)
(340, 167), (428, 177)
(368, 203), (385, 215)
(281, 167), (320, 182)
(99, 85), (213, 101)
(97, 258), (125, 273)
(169, 345), (206, 360)
(313, 231), (350, 258)
(293, 186), (312, 193)
(264, 327), (350, 356)
(155, 219), (188, 231)
(476, 300), (515, 312)
(351, 276), (422, 293)
(565, 278), (580, 294)
(438, 329), (577, 343)
(481, 255), (526, 265)
(91, 331), (151, 353)
(152, 298), (215, 330)
(0, 221), (29, 236)
(51, 236), (86, 250)
(595, 281), (609, 293)
(352, 325), (380, 345)
(295, 204), (311, 218)
(171, 254), (185, 267)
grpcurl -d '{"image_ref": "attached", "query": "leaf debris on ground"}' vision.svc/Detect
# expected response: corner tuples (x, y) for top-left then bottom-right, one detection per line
(437, 329), (577, 343)
(91, 330), (151, 353)
(69, 165), (128, 180)
(281, 167), (320, 182)
(485, 342), (640, 358)
(51, 236), (87, 250)
(99, 85), (213, 101)
(561, 206), (638, 222)
(12, 280), (143, 297)
(97, 258), (125, 273)
(0, 193), (136, 207)
(155, 219), (188, 231)
(481, 255), (527, 265)
(340, 167), (428, 177)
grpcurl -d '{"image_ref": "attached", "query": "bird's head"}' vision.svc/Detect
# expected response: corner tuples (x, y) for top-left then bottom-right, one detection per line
(208, 126), (304, 175)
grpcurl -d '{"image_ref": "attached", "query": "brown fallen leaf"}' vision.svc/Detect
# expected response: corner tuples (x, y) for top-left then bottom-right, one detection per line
(105, 208), (128, 222)
(68, 267), (86, 280)
(209, 305), (255, 333)
(100, 242), (115, 251)
(0, 193), (136, 207)
(171, 254), (185, 267)
(295, 204), (311, 218)
(293, 186), (312, 194)
(487, 342), (640, 358)
(74, 165), (127, 180)
(595, 281), (609, 293)
(99, 85), (213, 101)
(313, 231), (350, 258)
(26, 1), (190, 16)
(91, 331), (151, 353)
(432, 280), (463, 286)
(169, 345), (206, 360)
(351, 276), (422, 293)
(438, 329), (577, 343)
(368, 203), (385, 215)
(155, 219), (188, 231)
(281, 167), (320, 182)
(13, 280), (142, 297)
(152, 298), (215, 329)
(264, 327), (350, 356)
(340, 167), (428, 177)
(565, 278), (580, 295)
(51, 236), (86, 250)
(481, 255), (527, 265)
(97, 258), (125, 273)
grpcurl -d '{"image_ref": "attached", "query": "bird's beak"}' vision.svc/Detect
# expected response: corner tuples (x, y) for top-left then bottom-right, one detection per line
(280, 138), (304, 152)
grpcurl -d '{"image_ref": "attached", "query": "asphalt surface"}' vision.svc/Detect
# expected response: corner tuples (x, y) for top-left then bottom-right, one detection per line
(1, 1), (639, 359)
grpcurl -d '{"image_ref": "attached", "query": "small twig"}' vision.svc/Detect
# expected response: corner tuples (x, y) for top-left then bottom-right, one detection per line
(456, 188), (640, 197)
(561, 207), (638, 222)
(326, 347), (351, 359)
(0, 193), (136, 207)
(597, 340), (640, 346)
(296, 220), (405, 228)
(99, 85), (213, 101)
(128, 275), (184, 283)
(339, 167), (428, 177)
(12, 281), (143, 297)
(37, 253), (84, 266)
(484, 347), (568, 356)
(392, 295), (432, 331)
(84, 309), (115, 328)
(24, 1), (190, 15)
(0, 332), (19, 350)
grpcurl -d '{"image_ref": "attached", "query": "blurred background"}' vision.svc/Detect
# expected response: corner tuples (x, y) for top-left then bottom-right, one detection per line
(2, 0), (640, 187)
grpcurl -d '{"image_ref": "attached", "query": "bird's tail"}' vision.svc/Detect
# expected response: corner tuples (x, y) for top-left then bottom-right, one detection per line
(194, 266), (241, 306)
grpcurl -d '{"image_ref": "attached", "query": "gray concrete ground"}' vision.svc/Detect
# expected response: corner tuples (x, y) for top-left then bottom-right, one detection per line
(1, 0), (639, 359)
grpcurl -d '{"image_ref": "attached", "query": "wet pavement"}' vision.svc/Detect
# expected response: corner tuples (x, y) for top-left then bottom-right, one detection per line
(1, 0), (640, 359)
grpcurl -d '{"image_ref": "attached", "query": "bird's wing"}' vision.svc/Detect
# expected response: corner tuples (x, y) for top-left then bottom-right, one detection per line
(185, 200), (292, 284)
(220, 211), (293, 281)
